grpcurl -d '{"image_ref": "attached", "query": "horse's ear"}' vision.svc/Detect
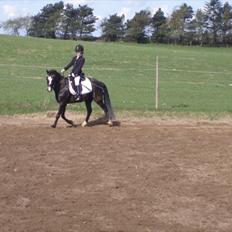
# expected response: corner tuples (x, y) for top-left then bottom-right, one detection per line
(46, 69), (49, 74)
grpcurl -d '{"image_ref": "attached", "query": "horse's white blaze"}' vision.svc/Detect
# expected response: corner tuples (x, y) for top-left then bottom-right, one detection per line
(48, 76), (52, 85)
(47, 76), (53, 91)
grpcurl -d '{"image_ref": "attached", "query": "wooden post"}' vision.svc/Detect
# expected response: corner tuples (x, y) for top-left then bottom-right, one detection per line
(155, 56), (159, 110)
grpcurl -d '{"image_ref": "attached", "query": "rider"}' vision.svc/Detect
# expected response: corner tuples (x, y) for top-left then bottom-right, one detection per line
(61, 44), (85, 100)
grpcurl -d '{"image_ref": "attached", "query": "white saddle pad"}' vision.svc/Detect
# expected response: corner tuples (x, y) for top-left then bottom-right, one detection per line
(68, 77), (92, 95)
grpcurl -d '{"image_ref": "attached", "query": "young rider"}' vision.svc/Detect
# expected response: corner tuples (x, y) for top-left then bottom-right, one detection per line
(61, 44), (85, 100)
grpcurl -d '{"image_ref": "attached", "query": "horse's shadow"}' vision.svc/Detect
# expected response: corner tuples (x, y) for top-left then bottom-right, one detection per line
(87, 116), (121, 127)
(67, 116), (120, 128)
(66, 117), (120, 128)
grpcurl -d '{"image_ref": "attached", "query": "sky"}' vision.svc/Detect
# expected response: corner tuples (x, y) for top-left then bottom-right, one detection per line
(0, 0), (232, 34)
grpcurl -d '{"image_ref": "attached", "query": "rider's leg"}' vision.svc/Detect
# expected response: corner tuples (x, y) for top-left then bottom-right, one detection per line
(69, 75), (81, 100)
(74, 76), (81, 100)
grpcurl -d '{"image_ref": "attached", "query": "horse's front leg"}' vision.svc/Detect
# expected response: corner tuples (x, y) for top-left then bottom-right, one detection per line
(51, 103), (65, 128)
(61, 105), (76, 127)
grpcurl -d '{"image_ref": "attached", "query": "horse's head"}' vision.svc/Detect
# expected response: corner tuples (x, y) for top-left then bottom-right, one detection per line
(46, 69), (63, 92)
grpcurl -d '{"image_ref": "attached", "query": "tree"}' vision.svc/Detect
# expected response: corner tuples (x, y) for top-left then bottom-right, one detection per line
(126, 10), (151, 43)
(169, 3), (194, 44)
(76, 4), (97, 39)
(2, 18), (22, 36)
(100, 14), (125, 41)
(60, 4), (97, 40)
(185, 19), (198, 46)
(60, 3), (79, 39)
(194, 9), (207, 46)
(221, 2), (232, 45)
(151, 8), (167, 43)
(204, 0), (223, 45)
(28, 1), (64, 38)
(2, 16), (31, 36)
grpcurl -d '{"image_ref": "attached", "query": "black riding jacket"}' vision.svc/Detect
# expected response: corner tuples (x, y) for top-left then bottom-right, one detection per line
(64, 55), (85, 77)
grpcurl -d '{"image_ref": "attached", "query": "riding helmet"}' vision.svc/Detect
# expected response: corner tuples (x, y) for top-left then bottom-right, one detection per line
(75, 44), (84, 53)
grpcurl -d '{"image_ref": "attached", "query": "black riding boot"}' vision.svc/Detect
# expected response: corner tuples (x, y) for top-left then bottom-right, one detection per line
(71, 78), (81, 101)
(74, 85), (81, 100)
(70, 75), (82, 100)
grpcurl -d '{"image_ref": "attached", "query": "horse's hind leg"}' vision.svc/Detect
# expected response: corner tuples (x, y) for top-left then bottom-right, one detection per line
(95, 100), (108, 120)
(95, 100), (113, 126)
(82, 99), (92, 127)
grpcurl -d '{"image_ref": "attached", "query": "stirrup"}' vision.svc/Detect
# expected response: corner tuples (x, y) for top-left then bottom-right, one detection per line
(74, 94), (80, 101)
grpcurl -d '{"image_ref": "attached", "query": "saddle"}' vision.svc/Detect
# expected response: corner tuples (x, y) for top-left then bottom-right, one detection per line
(68, 75), (92, 96)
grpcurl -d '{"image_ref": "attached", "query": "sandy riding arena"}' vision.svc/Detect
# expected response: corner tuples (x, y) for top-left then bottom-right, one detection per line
(0, 113), (232, 232)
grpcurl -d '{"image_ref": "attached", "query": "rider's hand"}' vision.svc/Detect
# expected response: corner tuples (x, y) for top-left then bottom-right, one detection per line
(61, 69), (65, 73)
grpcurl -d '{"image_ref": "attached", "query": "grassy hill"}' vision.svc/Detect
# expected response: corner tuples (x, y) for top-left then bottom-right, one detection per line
(0, 35), (232, 116)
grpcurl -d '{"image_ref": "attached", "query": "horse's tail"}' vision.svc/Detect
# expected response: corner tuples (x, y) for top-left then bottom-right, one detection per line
(102, 83), (115, 121)
(90, 78), (115, 121)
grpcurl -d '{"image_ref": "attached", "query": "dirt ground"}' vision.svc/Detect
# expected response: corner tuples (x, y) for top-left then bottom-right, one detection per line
(0, 113), (232, 232)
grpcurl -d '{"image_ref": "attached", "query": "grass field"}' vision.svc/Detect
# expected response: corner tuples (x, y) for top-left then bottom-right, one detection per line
(0, 34), (232, 116)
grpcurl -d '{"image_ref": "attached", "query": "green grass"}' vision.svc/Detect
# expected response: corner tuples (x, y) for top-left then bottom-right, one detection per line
(0, 34), (232, 116)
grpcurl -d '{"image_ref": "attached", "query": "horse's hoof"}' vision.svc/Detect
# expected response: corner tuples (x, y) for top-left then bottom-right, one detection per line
(107, 120), (113, 127)
(51, 124), (56, 128)
(69, 121), (77, 127)
(81, 121), (88, 127)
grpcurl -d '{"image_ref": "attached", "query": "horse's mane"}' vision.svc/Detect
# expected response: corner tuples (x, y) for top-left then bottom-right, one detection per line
(48, 69), (64, 79)
(49, 69), (61, 75)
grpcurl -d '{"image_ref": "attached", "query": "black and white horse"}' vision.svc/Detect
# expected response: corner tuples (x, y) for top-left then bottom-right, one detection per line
(46, 69), (115, 128)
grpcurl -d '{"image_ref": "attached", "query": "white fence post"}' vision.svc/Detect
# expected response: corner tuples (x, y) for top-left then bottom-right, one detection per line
(155, 56), (159, 110)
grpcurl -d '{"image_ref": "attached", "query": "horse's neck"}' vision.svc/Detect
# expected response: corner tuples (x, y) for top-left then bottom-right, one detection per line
(58, 78), (66, 89)
(54, 77), (66, 102)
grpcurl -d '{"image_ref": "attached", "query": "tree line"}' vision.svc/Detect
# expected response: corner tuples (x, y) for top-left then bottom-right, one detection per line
(1, 0), (232, 46)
